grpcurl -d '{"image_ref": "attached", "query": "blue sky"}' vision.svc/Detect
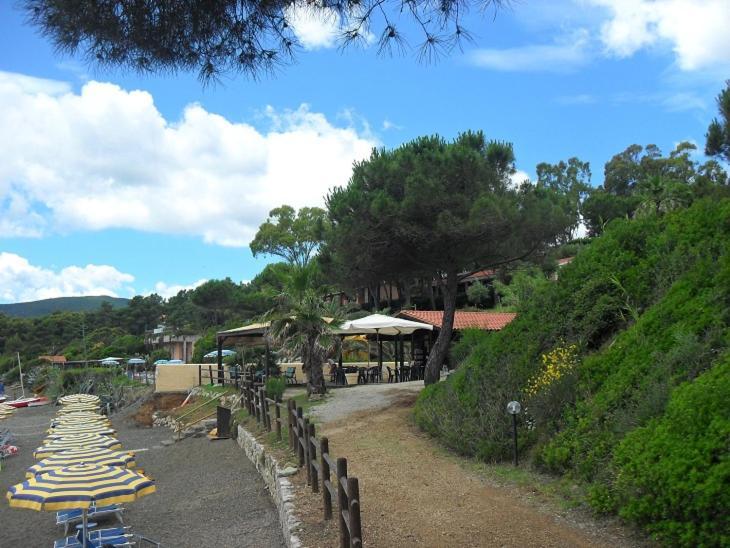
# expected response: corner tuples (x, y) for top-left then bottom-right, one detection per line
(0, 0), (728, 303)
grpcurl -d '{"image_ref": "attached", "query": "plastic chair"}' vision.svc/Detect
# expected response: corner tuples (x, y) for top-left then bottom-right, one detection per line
(285, 367), (298, 384)
(53, 527), (133, 548)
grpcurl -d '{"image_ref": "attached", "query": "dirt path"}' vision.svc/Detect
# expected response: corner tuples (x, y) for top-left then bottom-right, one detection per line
(294, 388), (644, 548)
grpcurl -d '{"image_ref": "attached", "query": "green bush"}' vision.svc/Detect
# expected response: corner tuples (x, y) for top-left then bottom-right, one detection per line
(265, 377), (286, 401)
(611, 357), (730, 547)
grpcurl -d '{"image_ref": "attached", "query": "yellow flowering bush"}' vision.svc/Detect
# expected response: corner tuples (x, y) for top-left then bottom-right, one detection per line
(525, 343), (579, 398)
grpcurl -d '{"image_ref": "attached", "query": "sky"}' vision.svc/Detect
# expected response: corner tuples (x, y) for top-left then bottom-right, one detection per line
(0, 0), (728, 304)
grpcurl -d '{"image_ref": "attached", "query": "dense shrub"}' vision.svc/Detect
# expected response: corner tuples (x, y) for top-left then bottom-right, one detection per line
(612, 357), (730, 547)
(265, 377), (286, 401)
(415, 198), (730, 542)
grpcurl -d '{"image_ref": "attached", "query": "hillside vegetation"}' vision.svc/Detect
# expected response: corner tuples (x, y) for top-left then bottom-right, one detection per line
(0, 296), (129, 318)
(415, 198), (730, 546)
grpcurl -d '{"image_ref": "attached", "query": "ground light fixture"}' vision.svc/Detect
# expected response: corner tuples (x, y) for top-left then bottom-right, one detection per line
(506, 400), (521, 466)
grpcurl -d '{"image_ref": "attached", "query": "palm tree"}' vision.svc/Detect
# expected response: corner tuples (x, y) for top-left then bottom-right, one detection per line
(265, 264), (344, 396)
(635, 176), (692, 217)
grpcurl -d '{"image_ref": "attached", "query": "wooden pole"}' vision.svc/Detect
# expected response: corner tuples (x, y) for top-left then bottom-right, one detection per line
(348, 477), (362, 547)
(337, 458), (350, 548)
(321, 437), (332, 519)
(275, 398), (282, 440)
(308, 422), (318, 492)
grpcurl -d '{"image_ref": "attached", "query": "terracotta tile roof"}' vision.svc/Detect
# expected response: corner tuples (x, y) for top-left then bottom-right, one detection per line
(38, 355), (67, 363)
(397, 310), (516, 331)
(461, 268), (496, 282)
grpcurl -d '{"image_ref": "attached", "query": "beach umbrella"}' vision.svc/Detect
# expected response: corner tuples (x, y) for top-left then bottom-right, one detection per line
(59, 394), (100, 405)
(47, 425), (116, 438)
(203, 349), (236, 358)
(127, 358), (146, 365)
(52, 417), (111, 428)
(35, 434), (122, 459)
(26, 448), (136, 478)
(7, 463), (155, 547)
(56, 404), (101, 414)
(100, 359), (120, 366)
(153, 359), (168, 365)
(166, 359), (184, 365)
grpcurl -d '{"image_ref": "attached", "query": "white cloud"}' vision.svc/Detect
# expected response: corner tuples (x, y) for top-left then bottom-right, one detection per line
(285, 4), (341, 49)
(151, 279), (207, 299)
(467, 29), (591, 72)
(0, 71), (377, 246)
(0, 252), (134, 303)
(509, 170), (532, 189)
(587, 0), (730, 71)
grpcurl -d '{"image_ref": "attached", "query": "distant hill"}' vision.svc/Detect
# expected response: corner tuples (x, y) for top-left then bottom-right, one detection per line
(0, 296), (130, 318)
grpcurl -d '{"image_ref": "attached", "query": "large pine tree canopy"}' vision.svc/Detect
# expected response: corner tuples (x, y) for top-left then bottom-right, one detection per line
(22, 0), (508, 81)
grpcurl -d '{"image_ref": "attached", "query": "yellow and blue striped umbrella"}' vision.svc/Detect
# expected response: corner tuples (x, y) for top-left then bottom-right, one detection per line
(59, 394), (101, 405)
(47, 425), (116, 438)
(56, 404), (100, 414)
(26, 448), (136, 478)
(35, 434), (122, 459)
(52, 412), (110, 424)
(7, 463), (155, 511)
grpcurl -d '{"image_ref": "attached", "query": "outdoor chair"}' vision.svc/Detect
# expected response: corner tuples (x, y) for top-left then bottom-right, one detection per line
(53, 527), (134, 548)
(367, 366), (380, 383)
(327, 360), (337, 383)
(285, 367), (298, 384)
(357, 368), (367, 384)
(57, 504), (125, 535)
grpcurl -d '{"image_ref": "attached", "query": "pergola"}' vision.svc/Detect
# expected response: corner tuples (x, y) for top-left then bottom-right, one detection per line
(335, 314), (433, 380)
(213, 314), (433, 385)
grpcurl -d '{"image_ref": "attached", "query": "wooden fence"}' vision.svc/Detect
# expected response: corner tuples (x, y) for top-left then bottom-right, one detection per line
(240, 383), (363, 548)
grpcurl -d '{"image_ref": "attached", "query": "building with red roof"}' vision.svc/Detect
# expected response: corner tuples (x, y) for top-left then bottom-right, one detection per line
(396, 310), (516, 331)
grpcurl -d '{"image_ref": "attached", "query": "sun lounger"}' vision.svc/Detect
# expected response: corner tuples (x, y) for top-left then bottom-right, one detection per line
(53, 527), (134, 548)
(56, 505), (125, 535)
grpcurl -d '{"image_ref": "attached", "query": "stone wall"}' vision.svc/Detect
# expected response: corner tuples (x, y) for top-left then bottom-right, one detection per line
(236, 425), (302, 548)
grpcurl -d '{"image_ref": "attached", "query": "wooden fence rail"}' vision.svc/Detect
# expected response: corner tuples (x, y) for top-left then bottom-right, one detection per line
(239, 382), (363, 548)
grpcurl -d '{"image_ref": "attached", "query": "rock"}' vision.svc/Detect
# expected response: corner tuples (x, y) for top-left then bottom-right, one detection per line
(278, 466), (298, 477)
(160, 439), (175, 446)
(204, 418), (217, 428)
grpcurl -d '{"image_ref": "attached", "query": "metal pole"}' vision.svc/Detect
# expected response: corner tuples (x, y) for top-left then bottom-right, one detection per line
(512, 413), (518, 466)
(17, 352), (24, 398)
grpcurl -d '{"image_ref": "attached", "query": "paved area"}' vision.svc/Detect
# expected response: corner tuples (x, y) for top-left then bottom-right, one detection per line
(0, 400), (285, 548)
(309, 380), (424, 423)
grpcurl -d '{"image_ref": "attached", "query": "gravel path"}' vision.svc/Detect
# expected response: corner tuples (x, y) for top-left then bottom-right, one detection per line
(0, 400), (284, 548)
(309, 380), (425, 423)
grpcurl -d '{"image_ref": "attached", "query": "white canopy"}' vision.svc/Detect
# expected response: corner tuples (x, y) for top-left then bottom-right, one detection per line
(337, 314), (433, 336)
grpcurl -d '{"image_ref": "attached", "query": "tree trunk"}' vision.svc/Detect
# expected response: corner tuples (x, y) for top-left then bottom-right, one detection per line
(427, 279), (436, 310)
(308, 360), (326, 395)
(401, 281), (412, 309)
(424, 271), (458, 385)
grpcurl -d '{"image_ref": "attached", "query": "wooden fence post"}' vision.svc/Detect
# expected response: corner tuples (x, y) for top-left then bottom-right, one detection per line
(308, 422), (318, 493)
(320, 437), (332, 519)
(198, 365), (202, 387)
(303, 417), (312, 485)
(287, 400), (295, 451)
(208, 365), (213, 386)
(259, 388), (267, 429)
(348, 477), (362, 547)
(296, 407), (305, 467)
(275, 398), (282, 441)
(337, 458), (350, 548)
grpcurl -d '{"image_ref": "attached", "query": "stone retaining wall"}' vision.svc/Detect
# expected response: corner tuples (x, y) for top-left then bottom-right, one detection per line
(236, 425), (302, 548)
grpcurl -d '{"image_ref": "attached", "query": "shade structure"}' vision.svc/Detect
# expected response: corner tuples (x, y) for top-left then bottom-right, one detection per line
(7, 463), (155, 511)
(153, 359), (168, 365)
(100, 359), (120, 366)
(35, 434), (121, 459)
(51, 415), (110, 428)
(127, 358), (146, 365)
(26, 448), (136, 478)
(47, 425), (116, 438)
(337, 314), (434, 336)
(59, 394), (100, 405)
(166, 359), (184, 364)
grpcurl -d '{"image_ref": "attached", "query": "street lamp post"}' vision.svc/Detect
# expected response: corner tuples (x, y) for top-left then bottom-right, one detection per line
(507, 400), (522, 466)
